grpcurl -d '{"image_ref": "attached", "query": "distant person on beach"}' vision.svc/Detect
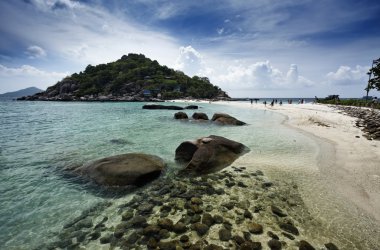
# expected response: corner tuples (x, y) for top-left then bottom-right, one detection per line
(279, 100), (282, 105)
(270, 100), (274, 107)
(264, 101), (267, 107)
(250, 99), (253, 104)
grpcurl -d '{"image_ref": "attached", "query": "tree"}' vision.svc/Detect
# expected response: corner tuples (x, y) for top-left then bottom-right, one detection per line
(365, 58), (380, 99)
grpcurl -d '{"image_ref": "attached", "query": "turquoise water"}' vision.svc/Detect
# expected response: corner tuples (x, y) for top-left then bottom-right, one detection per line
(0, 101), (316, 249)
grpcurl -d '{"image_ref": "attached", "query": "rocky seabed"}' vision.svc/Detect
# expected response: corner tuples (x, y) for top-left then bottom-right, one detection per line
(39, 167), (342, 250)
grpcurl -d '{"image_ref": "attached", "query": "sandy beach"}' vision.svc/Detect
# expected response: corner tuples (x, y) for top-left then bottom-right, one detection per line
(215, 101), (380, 248)
(218, 102), (380, 220)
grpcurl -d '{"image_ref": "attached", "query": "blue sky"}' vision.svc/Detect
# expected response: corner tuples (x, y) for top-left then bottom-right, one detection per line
(0, 0), (379, 97)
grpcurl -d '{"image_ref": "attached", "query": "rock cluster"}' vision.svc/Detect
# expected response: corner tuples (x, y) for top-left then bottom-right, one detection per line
(45, 167), (340, 250)
(174, 112), (246, 126)
(334, 106), (380, 140)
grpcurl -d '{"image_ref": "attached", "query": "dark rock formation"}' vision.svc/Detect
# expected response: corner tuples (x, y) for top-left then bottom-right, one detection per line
(334, 106), (380, 140)
(184, 105), (198, 109)
(72, 153), (165, 186)
(143, 104), (184, 110)
(175, 135), (249, 173)
(174, 112), (188, 119)
(211, 113), (246, 126)
(192, 112), (209, 120)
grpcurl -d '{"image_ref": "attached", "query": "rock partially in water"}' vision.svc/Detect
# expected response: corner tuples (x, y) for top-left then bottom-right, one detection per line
(143, 104), (184, 110)
(174, 112), (188, 119)
(211, 112), (246, 126)
(184, 105), (199, 110)
(72, 153), (166, 186)
(192, 112), (209, 120)
(175, 135), (249, 173)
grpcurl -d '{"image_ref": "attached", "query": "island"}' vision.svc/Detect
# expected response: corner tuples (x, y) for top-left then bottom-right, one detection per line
(18, 54), (230, 102)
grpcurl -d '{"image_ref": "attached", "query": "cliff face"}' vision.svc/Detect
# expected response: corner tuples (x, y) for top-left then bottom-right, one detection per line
(19, 54), (229, 101)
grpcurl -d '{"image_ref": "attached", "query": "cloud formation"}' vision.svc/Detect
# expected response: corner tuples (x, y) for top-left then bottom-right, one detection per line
(212, 61), (313, 90)
(174, 46), (205, 76)
(0, 64), (65, 77)
(25, 45), (47, 59)
(326, 65), (368, 85)
(0, 64), (68, 92)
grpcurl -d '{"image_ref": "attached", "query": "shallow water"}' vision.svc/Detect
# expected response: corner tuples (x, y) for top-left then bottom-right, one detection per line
(0, 101), (319, 249)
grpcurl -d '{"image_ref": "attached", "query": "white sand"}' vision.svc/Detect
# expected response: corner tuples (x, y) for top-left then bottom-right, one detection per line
(214, 101), (380, 223)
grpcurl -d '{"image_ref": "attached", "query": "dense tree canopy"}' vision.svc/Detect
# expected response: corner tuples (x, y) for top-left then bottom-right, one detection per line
(46, 53), (228, 99)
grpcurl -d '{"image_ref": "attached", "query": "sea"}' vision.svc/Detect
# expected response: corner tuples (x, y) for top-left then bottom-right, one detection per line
(0, 100), (378, 249)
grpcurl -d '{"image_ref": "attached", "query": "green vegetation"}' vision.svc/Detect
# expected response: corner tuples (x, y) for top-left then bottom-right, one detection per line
(365, 58), (380, 96)
(46, 53), (228, 100)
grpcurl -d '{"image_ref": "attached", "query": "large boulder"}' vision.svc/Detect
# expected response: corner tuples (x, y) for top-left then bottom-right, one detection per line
(73, 153), (166, 186)
(175, 135), (248, 173)
(192, 112), (209, 120)
(211, 113), (246, 126)
(143, 104), (184, 110)
(174, 112), (188, 119)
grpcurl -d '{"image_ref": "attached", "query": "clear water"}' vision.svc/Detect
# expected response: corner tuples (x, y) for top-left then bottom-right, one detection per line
(0, 101), (318, 249)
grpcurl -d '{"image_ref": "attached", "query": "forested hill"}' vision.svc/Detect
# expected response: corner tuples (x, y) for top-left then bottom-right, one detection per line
(19, 54), (229, 101)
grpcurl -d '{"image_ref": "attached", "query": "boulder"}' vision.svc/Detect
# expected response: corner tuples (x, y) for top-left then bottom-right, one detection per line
(211, 113), (246, 126)
(174, 112), (188, 119)
(175, 135), (249, 173)
(192, 112), (209, 120)
(143, 104), (184, 110)
(73, 153), (165, 186)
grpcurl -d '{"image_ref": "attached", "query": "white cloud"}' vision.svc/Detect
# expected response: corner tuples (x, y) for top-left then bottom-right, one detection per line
(326, 65), (368, 85)
(25, 45), (47, 59)
(217, 28), (224, 35)
(30, 0), (80, 11)
(174, 46), (205, 77)
(0, 64), (68, 93)
(0, 64), (66, 77)
(212, 61), (313, 90)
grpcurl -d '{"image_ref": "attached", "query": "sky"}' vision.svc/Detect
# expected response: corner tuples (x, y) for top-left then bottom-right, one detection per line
(0, 0), (379, 97)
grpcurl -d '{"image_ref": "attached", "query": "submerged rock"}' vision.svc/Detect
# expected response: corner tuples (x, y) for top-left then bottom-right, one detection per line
(268, 239), (282, 250)
(248, 222), (263, 234)
(279, 222), (299, 235)
(72, 153), (165, 186)
(175, 135), (249, 173)
(219, 228), (232, 241)
(299, 240), (316, 250)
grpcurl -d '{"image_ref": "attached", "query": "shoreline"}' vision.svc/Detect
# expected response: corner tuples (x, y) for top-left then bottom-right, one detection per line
(173, 99), (380, 247)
